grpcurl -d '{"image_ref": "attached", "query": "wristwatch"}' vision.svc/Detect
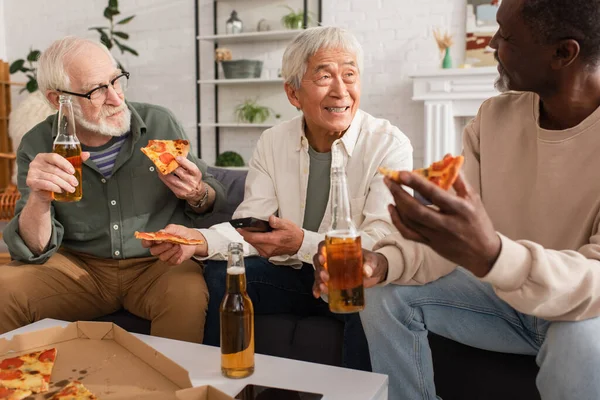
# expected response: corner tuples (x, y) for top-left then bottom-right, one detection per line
(188, 183), (209, 209)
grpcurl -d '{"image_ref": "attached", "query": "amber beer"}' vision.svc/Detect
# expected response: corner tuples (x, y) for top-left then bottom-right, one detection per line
(220, 242), (254, 379)
(52, 95), (82, 202)
(324, 151), (365, 313)
(52, 142), (83, 202)
(325, 234), (365, 313)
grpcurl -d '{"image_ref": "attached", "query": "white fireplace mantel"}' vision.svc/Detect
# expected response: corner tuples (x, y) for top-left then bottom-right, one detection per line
(410, 67), (499, 166)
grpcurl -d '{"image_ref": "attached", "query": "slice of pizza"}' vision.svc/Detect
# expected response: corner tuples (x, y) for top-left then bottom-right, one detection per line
(0, 348), (57, 394)
(50, 381), (97, 400)
(0, 387), (32, 400)
(141, 139), (190, 175)
(135, 230), (206, 245)
(379, 154), (465, 191)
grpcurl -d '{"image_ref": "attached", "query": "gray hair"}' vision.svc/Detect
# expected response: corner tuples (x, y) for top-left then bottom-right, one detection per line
(281, 26), (364, 89)
(37, 36), (117, 94)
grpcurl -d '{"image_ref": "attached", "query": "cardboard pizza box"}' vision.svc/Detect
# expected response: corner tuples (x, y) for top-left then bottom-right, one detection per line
(176, 385), (234, 400)
(0, 321), (193, 399)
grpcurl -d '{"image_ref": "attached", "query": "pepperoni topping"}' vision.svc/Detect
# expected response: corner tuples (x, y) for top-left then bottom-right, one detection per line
(0, 356), (24, 370)
(39, 349), (57, 363)
(0, 387), (16, 396)
(159, 152), (175, 165)
(151, 141), (167, 153)
(0, 369), (23, 380)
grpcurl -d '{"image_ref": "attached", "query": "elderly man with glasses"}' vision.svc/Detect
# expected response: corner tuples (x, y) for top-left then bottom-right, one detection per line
(0, 36), (226, 343)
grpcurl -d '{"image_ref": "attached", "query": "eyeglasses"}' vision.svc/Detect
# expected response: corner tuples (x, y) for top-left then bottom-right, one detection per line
(58, 71), (130, 106)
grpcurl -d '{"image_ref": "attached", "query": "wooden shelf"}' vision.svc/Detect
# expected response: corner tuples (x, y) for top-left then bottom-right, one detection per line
(198, 78), (284, 85)
(198, 122), (276, 128)
(197, 30), (300, 44)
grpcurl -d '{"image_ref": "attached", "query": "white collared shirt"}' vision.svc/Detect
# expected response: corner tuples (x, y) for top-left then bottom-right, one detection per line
(198, 109), (413, 266)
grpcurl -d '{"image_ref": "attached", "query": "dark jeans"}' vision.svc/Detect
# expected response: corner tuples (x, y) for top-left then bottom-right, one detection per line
(203, 256), (372, 371)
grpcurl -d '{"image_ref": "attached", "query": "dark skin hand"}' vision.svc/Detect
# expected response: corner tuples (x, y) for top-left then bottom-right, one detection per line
(384, 171), (501, 278)
(312, 241), (389, 298)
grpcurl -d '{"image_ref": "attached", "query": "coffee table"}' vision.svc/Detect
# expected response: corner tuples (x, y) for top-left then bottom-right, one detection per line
(0, 319), (388, 400)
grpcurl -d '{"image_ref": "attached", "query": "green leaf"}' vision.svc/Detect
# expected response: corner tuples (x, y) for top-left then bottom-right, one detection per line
(112, 31), (129, 39)
(100, 32), (112, 49)
(104, 6), (119, 19)
(88, 26), (107, 31)
(114, 39), (138, 56)
(27, 50), (41, 62)
(19, 87), (27, 94)
(116, 15), (135, 25)
(109, 0), (118, 9)
(26, 79), (38, 93)
(9, 59), (25, 74)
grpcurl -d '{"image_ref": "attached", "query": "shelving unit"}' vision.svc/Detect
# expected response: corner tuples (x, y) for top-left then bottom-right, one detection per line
(198, 30), (301, 44)
(194, 0), (322, 163)
(197, 78), (284, 85)
(198, 122), (276, 128)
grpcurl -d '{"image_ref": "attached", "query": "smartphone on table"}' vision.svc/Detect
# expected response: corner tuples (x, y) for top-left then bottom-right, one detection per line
(229, 217), (273, 233)
(234, 384), (323, 400)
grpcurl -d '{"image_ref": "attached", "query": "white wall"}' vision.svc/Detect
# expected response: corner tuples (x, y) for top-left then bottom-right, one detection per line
(0, 0), (6, 60)
(3, 0), (468, 167)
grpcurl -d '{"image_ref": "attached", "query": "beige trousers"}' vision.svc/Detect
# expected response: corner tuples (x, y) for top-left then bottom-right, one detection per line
(0, 249), (208, 343)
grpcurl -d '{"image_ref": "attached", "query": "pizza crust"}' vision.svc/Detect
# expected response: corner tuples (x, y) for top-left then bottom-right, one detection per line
(134, 230), (206, 245)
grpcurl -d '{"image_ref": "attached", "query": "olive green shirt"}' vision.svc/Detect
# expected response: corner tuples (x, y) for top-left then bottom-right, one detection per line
(302, 146), (331, 232)
(3, 101), (226, 264)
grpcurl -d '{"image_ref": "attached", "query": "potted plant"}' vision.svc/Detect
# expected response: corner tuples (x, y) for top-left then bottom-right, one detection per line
(215, 151), (245, 167)
(281, 6), (314, 29)
(235, 99), (275, 123)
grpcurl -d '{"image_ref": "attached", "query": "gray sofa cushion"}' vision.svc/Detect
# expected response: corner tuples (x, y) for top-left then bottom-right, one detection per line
(198, 167), (248, 228)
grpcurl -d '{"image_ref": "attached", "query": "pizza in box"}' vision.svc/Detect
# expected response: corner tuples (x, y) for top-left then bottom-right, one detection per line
(0, 348), (97, 400)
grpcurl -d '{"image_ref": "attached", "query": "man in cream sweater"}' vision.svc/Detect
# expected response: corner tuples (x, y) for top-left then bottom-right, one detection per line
(312, 0), (600, 398)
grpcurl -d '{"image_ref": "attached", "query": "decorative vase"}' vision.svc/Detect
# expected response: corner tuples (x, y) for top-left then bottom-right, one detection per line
(442, 47), (453, 69)
(226, 10), (243, 34)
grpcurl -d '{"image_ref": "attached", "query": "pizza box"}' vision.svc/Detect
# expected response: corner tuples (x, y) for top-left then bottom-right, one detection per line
(0, 321), (193, 399)
(176, 386), (234, 400)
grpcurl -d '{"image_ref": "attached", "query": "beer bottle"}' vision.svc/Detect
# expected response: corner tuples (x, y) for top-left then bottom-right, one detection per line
(52, 95), (83, 202)
(324, 150), (365, 313)
(220, 242), (255, 378)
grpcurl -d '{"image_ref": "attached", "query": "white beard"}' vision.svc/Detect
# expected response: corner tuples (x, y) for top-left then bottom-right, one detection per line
(73, 103), (131, 137)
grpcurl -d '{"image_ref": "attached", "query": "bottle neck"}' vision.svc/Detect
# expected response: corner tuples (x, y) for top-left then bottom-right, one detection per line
(226, 250), (247, 293)
(55, 98), (79, 143)
(329, 166), (355, 234)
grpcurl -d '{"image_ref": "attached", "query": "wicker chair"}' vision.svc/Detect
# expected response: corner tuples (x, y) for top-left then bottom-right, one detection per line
(0, 152), (19, 223)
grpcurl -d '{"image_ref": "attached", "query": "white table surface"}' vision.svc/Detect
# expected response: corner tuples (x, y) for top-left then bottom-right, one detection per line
(0, 319), (388, 400)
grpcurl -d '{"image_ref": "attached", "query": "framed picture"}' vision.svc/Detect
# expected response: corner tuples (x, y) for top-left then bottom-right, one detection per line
(465, 0), (500, 67)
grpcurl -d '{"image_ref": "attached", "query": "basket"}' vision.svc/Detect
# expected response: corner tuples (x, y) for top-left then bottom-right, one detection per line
(221, 60), (263, 79)
(0, 184), (20, 222)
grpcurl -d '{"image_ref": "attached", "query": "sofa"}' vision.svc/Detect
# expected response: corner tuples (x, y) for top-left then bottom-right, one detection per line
(98, 166), (541, 400)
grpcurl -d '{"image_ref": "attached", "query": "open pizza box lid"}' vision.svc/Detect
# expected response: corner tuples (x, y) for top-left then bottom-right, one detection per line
(0, 321), (193, 399)
(176, 386), (234, 400)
